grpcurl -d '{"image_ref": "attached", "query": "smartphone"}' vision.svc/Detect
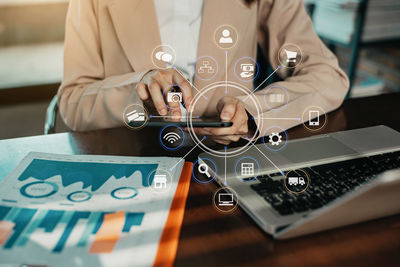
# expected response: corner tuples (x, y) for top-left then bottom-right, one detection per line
(128, 117), (233, 128)
(308, 110), (320, 126)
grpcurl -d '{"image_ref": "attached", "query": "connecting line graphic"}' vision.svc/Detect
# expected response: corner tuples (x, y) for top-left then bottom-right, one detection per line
(174, 67), (207, 100)
(258, 117), (301, 121)
(251, 143), (285, 175)
(243, 65), (281, 101)
(149, 115), (200, 119)
(225, 50), (228, 94)
(169, 136), (206, 171)
(224, 146), (227, 186)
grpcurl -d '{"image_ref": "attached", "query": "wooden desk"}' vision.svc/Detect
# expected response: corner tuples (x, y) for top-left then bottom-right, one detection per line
(1, 93), (400, 267)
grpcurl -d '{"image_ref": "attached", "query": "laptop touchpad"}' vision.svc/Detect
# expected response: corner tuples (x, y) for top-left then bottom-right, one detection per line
(280, 135), (357, 164)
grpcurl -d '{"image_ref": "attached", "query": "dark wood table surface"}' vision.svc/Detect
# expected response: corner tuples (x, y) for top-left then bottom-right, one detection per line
(1, 93), (400, 267)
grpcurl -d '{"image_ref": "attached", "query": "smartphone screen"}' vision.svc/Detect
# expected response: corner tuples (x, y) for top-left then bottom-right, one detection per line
(129, 117), (233, 128)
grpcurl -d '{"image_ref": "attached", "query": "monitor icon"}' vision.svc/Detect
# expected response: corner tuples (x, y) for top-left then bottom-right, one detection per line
(218, 193), (233, 206)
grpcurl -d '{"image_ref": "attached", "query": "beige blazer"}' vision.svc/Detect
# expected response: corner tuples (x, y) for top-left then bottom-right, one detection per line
(58, 0), (349, 135)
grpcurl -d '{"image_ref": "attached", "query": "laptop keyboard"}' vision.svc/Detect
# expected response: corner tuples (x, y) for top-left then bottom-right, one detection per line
(250, 151), (400, 216)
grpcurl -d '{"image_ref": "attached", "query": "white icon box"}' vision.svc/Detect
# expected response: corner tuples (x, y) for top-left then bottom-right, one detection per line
(126, 110), (145, 122)
(268, 132), (283, 146)
(163, 132), (181, 144)
(269, 94), (285, 103)
(198, 60), (215, 74)
(309, 110), (320, 126)
(154, 174), (167, 189)
(288, 176), (305, 186)
(219, 29), (233, 44)
(167, 92), (182, 103)
(241, 163), (254, 176)
(218, 193), (233, 206)
(285, 49), (298, 63)
(240, 63), (254, 78)
(155, 51), (173, 63)
(198, 163), (211, 178)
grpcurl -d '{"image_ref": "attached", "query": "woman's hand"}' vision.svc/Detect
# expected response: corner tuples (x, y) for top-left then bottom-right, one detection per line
(193, 96), (249, 145)
(136, 68), (193, 118)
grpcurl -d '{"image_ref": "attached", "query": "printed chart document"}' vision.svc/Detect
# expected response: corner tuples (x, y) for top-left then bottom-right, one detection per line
(0, 152), (192, 267)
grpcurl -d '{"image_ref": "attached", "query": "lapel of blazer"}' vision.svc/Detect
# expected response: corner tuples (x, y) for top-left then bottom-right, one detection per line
(107, 0), (161, 72)
(194, 0), (256, 115)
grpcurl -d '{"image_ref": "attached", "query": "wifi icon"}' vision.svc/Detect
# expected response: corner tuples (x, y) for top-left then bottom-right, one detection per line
(163, 132), (181, 144)
(160, 126), (185, 150)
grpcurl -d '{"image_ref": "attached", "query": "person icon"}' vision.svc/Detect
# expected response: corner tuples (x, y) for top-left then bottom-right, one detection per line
(219, 29), (233, 44)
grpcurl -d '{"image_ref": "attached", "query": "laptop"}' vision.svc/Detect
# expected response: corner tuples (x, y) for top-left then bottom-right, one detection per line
(198, 125), (400, 239)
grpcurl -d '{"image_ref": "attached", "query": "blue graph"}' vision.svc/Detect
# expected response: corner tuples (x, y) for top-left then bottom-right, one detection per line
(17, 159), (158, 191)
(0, 159), (156, 253)
(0, 205), (145, 253)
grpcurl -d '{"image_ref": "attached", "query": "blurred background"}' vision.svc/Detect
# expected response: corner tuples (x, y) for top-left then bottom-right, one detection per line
(0, 0), (399, 139)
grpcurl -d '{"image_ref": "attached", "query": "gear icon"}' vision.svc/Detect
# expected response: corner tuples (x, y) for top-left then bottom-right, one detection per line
(268, 132), (282, 146)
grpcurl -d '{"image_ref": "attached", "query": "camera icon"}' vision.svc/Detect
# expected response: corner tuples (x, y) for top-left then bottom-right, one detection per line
(167, 92), (183, 103)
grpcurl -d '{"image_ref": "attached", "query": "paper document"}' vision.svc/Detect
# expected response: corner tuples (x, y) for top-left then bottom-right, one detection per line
(0, 152), (189, 267)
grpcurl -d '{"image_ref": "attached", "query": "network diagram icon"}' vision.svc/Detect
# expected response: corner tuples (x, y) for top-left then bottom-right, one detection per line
(198, 60), (215, 74)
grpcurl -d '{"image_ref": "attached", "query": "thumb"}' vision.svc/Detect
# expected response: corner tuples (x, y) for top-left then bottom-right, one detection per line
(217, 97), (238, 121)
(220, 102), (237, 121)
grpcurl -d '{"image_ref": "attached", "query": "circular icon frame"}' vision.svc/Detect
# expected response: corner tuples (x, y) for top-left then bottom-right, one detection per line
(302, 106), (328, 132)
(213, 187), (239, 213)
(195, 55), (219, 81)
(284, 169), (310, 194)
(188, 81), (263, 158)
(151, 44), (176, 70)
(214, 25), (238, 50)
(123, 103), (149, 130)
(277, 43), (303, 69)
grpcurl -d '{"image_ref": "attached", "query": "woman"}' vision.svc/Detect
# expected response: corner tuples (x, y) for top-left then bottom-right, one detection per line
(58, 0), (349, 144)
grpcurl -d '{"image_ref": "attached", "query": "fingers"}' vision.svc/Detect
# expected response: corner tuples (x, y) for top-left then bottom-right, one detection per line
(173, 70), (193, 109)
(192, 123), (245, 145)
(148, 82), (167, 115)
(205, 99), (248, 142)
(212, 138), (231, 145)
(191, 127), (212, 136)
(136, 83), (149, 101)
(220, 102), (236, 121)
(212, 133), (246, 145)
(209, 106), (246, 136)
(137, 69), (191, 117)
(153, 71), (180, 114)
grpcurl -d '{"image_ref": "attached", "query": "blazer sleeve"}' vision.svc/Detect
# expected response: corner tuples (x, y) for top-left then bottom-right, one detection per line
(239, 0), (349, 136)
(58, 0), (149, 131)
